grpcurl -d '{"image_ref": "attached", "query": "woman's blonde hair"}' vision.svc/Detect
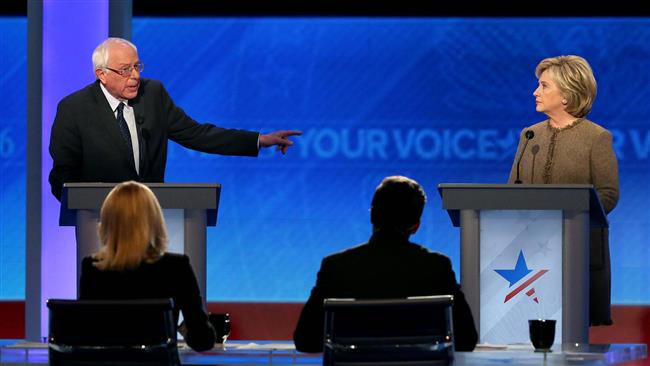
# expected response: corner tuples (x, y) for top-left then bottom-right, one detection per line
(535, 55), (597, 118)
(95, 181), (167, 271)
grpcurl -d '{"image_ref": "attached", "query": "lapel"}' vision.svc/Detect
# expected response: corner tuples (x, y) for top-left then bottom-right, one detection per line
(130, 82), (148, 178)
(130, 89), (146, 130)
(91, 81), (138, 173)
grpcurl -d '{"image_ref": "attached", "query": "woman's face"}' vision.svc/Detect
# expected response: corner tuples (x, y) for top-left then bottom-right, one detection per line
(533, 70), (566, 116)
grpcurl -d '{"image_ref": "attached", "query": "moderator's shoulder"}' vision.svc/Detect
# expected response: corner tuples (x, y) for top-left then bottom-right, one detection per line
(159, 252), (190, 266)
(415, 244), (453, 265)
(81, 255), (96, 267)
(323, 242), (369, 263)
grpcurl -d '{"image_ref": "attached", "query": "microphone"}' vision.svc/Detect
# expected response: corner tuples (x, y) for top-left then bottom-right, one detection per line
(514, 130), (535, 184)
(531, 144), (540, 156)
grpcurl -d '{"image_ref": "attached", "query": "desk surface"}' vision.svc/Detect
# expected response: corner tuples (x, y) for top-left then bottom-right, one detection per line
(0, 341), (646, 365)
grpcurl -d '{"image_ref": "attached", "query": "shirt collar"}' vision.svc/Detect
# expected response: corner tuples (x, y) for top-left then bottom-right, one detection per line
(99, 82), (128, 112)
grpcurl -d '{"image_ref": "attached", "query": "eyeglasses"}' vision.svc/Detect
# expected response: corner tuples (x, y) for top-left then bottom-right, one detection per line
(105, 62), (144, 77)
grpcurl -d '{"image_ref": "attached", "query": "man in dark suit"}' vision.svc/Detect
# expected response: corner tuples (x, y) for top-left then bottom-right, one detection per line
(49, 37), (301, 200)
(293, 176), (478, 352)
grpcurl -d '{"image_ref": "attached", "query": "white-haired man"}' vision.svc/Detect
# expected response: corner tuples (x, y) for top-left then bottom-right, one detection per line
(49, 37), (301, 200)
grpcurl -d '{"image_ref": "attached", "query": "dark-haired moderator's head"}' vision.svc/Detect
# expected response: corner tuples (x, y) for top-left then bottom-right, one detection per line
(370, 176), (427, 235)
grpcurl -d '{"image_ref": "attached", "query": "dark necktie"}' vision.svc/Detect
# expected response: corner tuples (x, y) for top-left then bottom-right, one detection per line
(116, 103), (134, 158)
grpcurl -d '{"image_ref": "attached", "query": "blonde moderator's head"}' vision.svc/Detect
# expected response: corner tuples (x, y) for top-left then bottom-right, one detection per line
(95, 181), (167, 271)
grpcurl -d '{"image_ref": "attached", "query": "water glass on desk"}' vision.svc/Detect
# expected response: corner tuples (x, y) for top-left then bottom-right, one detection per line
(529, 319), (556, 352)
(209, 313), (231, 344)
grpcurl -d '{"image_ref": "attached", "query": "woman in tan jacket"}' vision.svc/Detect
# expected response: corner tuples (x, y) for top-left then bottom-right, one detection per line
(508, 55), (619, 326)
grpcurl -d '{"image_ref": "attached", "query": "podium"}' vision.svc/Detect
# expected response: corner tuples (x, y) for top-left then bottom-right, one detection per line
(438, 184), (607, 345)
(59, 182), (221, 302)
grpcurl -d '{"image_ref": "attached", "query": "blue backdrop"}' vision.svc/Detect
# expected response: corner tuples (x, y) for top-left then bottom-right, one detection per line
(1, 17), (648, 303)
(0, 17), (27, 300)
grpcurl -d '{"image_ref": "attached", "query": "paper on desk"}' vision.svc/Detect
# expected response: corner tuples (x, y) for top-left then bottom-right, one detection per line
(475, 343), (508, 350)
(232, 342), (297, 350)
(506, 343), (536, 351)
(474, 343), (534, 351)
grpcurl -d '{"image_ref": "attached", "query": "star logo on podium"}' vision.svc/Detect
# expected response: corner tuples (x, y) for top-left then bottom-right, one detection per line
(495, 250), (548, 304)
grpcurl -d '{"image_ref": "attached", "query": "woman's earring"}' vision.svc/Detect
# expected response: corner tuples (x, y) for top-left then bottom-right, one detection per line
(562, 99), (568, 105)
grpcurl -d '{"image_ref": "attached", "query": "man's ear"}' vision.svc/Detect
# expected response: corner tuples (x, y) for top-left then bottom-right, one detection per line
(406, 221), (420, 235)
(95, 69), (106, 84)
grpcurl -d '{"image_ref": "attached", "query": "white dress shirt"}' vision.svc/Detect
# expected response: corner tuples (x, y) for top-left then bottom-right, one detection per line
(99, 83), (140, 174)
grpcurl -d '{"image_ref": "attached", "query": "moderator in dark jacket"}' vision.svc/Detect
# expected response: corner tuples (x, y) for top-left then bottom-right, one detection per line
(293, 230), (478, 353)
(79, 253), (216, 352)
(49, 79), (260, 200)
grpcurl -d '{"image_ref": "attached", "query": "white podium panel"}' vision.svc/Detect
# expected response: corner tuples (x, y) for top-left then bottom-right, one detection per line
(164, 209), (184, 255)
(480, 210), (562, 345)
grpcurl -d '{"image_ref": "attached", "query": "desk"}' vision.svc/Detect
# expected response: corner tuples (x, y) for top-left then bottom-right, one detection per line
(0, 341), (646, 365)
(459, 343), (647, 365)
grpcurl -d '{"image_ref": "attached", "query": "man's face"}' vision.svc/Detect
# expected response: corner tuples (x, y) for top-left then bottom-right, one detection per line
(95, 43), (141, 100)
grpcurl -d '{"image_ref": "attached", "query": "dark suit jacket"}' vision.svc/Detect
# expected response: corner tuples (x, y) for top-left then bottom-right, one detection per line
(293, 230), (478, 353)
(80, 253), (216, 352)
(49, 79), (260, 200)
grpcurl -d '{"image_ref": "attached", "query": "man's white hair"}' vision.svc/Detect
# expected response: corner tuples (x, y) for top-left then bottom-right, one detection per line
(92, 38), (138, 77)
